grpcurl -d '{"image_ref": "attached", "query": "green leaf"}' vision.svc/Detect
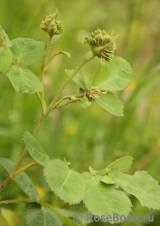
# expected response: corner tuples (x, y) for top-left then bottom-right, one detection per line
(93, 57), (132, 91)
(79, 97), (92, 108)
(95, 92), (124, 116)
(109, 169), (160, 210)
(23, 131), (50, 166)
(101, 175), (116, 184)
(83, 73), (93, 90)
(25, 203), (62, 226)
(44, 159), (85, 204)
(0, 46), (13, 73)
(0, 158), (40, 201)
(56, 215), (81, 226)
(0, 215), (9, 226)
(52, 34), (61, 44)
(11, 38), (46, 66)
(0, 25), (12, 47)
(106, 156), (133, 172)
(58, 51), (70, 58)
(83, 172), (132, 223)
(65, 69), (86, 90)
(54, 208), (82, 226)
(6, 65), (43, 93)
(0, 208), (17, 226)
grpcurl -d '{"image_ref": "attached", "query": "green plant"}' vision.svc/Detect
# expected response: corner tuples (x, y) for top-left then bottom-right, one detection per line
(0, 12), (160, 225)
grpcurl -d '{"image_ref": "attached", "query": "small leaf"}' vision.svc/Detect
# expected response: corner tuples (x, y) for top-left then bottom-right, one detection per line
(83, 73), (93, 90)
(95, 92), (124, 116)
(95, 168), (108, 176)
(25, 203), (62, 226)
(65, 69), (86, 90)
(0, 158), (40, 201)
(101, 175), (116, 184)
(93, 57), (132, 91)
(0, 46), (13, 73)
(58, 51), (70, 58)
(79, 97), (92, 108)
(109, 169), (160, 210)
(11, 38), (46, 66)
(44, 159), (85, 204)
(52, 34), (61, 44)
(106, 156), (133, 172)
(23, 131), (50, 166)
(0, 25), (12, 47)
(83, 172), (132, 223)
(88, 166), (97, 176)
(6, 65), (43, 93)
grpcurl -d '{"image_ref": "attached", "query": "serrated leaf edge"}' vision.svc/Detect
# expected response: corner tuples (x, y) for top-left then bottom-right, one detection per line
(43, 161), (85, 205)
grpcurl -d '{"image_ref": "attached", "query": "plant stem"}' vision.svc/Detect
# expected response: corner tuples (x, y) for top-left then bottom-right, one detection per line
(41, 35), (53, 80)
(37, 92), (47, 115)
(47, 53), (94, 113)
(0, 53), (94, 192)
(38, 35), (53, 114)
(0, 199), (30, 205)
(10, 162), (37, 179)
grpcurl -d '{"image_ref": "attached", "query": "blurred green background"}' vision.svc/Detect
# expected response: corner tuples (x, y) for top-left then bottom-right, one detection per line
(0, 0), (160, 225)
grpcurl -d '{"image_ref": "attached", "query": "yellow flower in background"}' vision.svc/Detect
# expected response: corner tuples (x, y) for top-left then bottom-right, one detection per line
(36, 185), (45, 198)
(156, 138), (160, 148)
(127, 81), (137, 91)
(64, 125), (77, 136)
(128, 19), (140, 44)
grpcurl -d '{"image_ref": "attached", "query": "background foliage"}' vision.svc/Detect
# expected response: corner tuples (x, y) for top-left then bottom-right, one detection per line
(0, 0), (160, 225)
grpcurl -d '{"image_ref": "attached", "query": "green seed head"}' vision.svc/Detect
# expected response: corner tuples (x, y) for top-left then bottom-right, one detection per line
(40, 11), (64, 37)
(84, 29), (116, 61)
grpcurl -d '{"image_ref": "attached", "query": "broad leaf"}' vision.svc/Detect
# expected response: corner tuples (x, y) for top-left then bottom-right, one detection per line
(11, 38), (46, 66)
(0, 46), (13, 73)
(106, 156), (133, 172)
(44, 159), (85, 204)
(93, 57), (132, 91)
(95, 92), (124, 116)
(101, 175), (116, 184)
(0, 158), (40, 201)
(0, 25), (12, 47)
(65, 69), (86, 90)
(23, 131), (50, 166)
(6, 65), (43, 93)
(25, 203), (62, 226)
(109, 169), (160, 210)
(83, 172), (132, 223)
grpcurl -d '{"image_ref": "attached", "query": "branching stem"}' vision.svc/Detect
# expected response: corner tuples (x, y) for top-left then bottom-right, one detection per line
(0, 53), (91, 192)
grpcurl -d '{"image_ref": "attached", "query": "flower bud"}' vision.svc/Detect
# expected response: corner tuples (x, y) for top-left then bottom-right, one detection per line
(84, 29), (116, 61)
(40, 11), (64, 37)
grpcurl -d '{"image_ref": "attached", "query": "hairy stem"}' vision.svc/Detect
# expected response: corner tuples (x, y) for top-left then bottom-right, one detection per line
(0, 199), (31, 205)
(41, 35), (53, 80)
(37, 92), (47, 115)
(48, 53), (94, 112)
(0, 52), (93, 191)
